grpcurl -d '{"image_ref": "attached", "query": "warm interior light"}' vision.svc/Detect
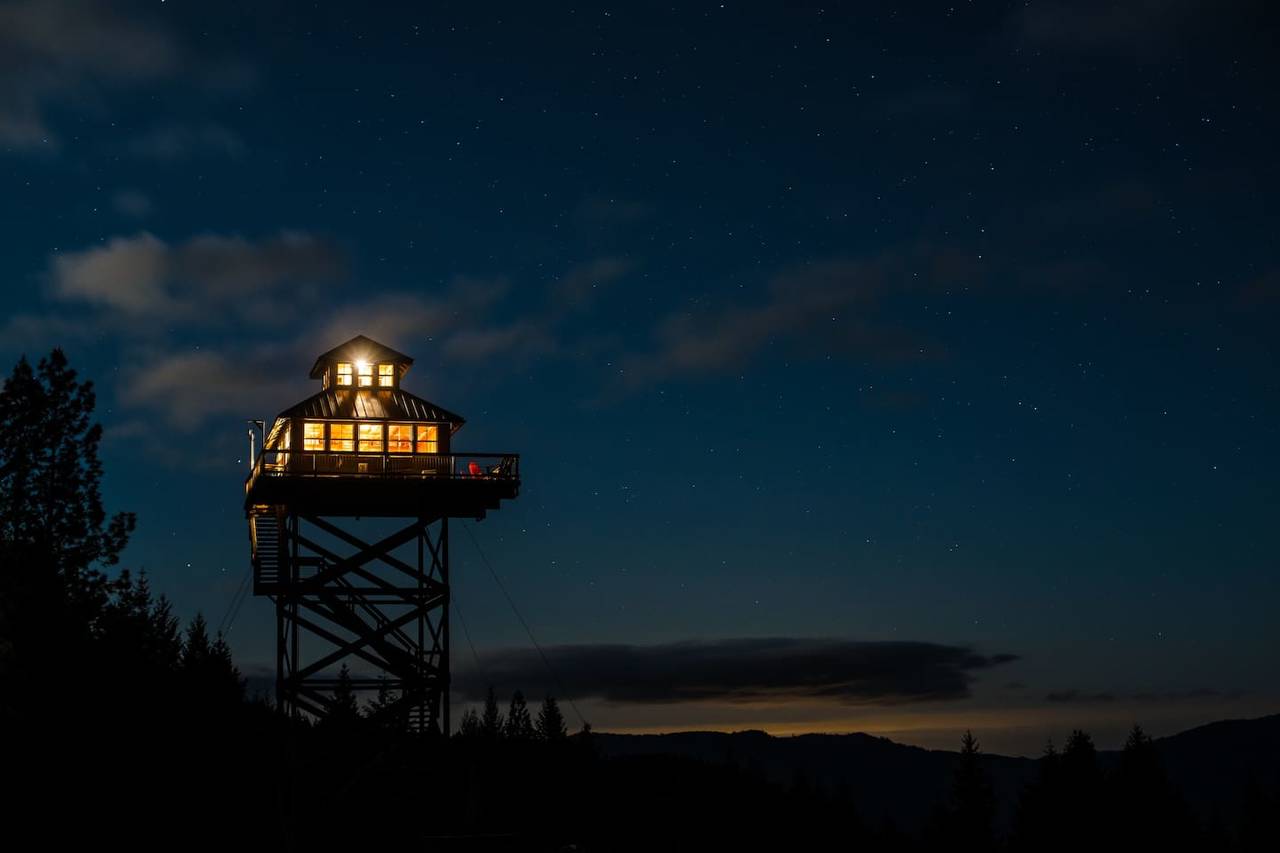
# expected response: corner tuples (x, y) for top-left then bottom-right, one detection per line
(303, 421), (325, 450)
(388, 423), (413, 452)
(329, 423), (354, 451)
(415, 424), (439, 454)
(358, 422), (383, 452)
(356, 360), (374, 387)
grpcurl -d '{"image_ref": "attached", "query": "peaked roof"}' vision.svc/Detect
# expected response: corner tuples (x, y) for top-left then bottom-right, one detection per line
(308, 335), (415, 379)
(275, 388), (466, 432)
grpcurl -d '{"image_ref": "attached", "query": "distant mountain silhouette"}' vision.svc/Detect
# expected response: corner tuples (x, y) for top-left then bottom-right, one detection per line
(1148, 714), (1280, 830)
(593, 713), (1280, 832)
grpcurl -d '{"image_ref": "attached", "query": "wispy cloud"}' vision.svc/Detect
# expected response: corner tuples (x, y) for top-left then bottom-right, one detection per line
(455, 637), (1018, 706)
(1046, 687), (1240, 704)
(0, 0), (179, 150)
(48, 230), (345, 321)
(5, 230), (639, 433)
(621, 254), (950, 387)
(1016, 0), (1201, 54)
(126, 121), (246, 161)
(111, 189), (153, 218)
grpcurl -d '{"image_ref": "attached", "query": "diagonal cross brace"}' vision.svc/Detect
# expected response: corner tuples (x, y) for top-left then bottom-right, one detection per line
(293, 604), (428, 681)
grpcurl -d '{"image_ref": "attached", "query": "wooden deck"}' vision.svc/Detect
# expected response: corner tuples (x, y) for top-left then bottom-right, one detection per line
(244, 450), (519, 518)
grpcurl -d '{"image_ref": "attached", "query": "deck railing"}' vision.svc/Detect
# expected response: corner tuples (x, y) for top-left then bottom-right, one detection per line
(245, 449), (519, 495)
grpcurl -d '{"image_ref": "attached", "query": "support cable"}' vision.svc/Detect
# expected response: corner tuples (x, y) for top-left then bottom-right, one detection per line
(460, 521), (587, 729)
(217, 566), (253, 637)
(450, 590), (484, 673)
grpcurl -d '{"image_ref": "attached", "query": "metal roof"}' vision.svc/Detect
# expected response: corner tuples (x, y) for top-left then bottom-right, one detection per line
(275, 388), (466, 432)
(308, 335), (415, 379)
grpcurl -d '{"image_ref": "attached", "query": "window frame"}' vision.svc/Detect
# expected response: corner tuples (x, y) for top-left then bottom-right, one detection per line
(377, 363), (395, 387)
(329, 422), (354, 452)
(357, 361), (374, 387)
(303, 421), (326, 451)
(335, 362), (353, 386)
(415, 423), (439, 454)
(357, 422), (384, 453)
(388, 423), (413, 453)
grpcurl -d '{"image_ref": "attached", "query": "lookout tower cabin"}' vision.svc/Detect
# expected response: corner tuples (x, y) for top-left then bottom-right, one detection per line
(244, 334), (519, 734)
(245, 334), (519, 516)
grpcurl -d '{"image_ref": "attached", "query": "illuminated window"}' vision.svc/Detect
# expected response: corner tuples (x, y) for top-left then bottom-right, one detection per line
(415, 424), (439, 453)
(358, 423), (383, 453)
(329, 423), (354, 452)
(335, 362), (353, 386)
(303, 421), (325, 451)
(388, 423), (413, 453)
(378, 363), (395, 387)
(357, 361), (374, 387)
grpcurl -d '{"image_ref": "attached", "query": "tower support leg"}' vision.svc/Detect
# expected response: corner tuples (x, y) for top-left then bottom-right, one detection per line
(271, 514), (450, 734)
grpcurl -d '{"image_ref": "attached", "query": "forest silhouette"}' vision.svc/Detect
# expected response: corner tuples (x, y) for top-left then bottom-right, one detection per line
(1, 349), (1275, 850)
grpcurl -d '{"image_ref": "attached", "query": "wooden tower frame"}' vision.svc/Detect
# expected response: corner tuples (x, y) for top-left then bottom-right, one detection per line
(245, 335), (518, 735)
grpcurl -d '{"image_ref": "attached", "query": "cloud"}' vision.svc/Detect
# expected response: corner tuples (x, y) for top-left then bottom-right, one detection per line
(126, 121), (246, 161)
(119, 347), (301, 430)
(0, 1), (179, 149)
(12, 237), (635, 430)
(552, 257), (633, 311)
(111, 189), (153, 218)
(622, 255), (946, 386)
(455, 637), (1018, 706)
(1046, 689), (1116, 704)
(1017, 1), (1200, 54)
(49, 231), (346, 321)
(574, 196), (654, 227)
(1045, 687), (1238, 704)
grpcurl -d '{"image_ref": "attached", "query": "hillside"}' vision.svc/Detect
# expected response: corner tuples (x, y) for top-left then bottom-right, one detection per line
(593, 713), (1280, 831)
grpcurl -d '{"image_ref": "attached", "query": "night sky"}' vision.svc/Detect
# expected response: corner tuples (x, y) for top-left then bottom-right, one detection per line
(2, 1), (1277, 755)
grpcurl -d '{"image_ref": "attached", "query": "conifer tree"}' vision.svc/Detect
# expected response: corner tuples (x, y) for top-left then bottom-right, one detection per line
(331, 663), (360, 722)
(182, 612), (212, 672)
(947, 730), (996, 850)
(367, 676), (397, 718)
(456, 708), (481, 739)
(0, 350), (135, 717)
(537, 695), (568, 741)
(1112, 723), (1198, 849)
(504, 690), (535, 740)
(479, 686), (504, 739)
(209, 631), (245, 704)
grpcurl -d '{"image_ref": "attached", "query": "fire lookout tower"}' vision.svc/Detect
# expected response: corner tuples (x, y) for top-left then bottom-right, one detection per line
(244, 335), (519, 734)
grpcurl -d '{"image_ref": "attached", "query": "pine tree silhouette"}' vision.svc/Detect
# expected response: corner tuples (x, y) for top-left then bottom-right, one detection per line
(366, 675), (400, 730)
(536, 695), (568, 741)
(947, 730), (996, 850)
(456, 707), (481, 739)
(0, 349), (136, 720)
(181, 612), (212, 672)
(503, 690), (535, 741)
(330, 663), (361, 723)
(479, 686), (504, 740)
(1111, 723), (1199, 850)
(209, 631), (245, 704)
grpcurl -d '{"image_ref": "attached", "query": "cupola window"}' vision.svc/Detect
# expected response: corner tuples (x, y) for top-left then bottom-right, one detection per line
(378, 363), (395, 387)
(357, 361), (374, 387)
(335, 362), (353, 386)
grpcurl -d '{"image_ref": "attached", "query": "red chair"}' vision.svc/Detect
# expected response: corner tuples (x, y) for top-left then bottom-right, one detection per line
(468, 461), (483, 477)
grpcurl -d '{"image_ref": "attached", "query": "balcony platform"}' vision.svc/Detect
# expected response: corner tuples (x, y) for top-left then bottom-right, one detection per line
(245, 451), (519, 518)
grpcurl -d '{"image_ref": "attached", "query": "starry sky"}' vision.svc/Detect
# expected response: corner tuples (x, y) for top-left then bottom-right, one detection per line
(2, 1), (1277, 755)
